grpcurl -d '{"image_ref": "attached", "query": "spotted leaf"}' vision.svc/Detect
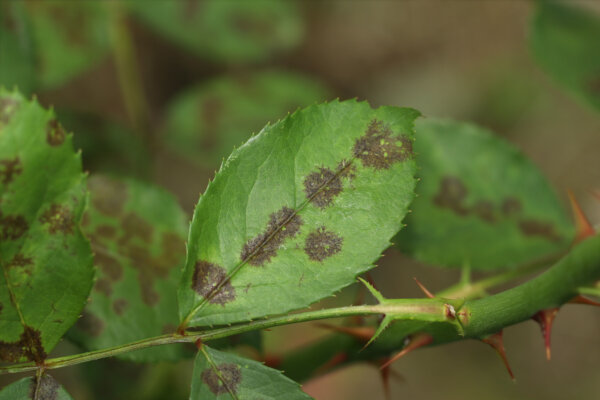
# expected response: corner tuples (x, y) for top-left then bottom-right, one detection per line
(0, 375), (73, 400)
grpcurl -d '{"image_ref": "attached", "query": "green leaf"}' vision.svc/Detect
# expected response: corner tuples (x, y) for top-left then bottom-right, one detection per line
(69, 175), (189, 362)
(0, 2), (36, 94)
(530, 0), (600, 112)
(163, 70), (329, 168)
(191, 346), (313, 400)
(127, 0), (303, 63)
(179, 100), (419, 327)
(0, 88), (93, 363)
(27, 1), (110, 88)
(395, 119), (573, 270)
(0, 375), (73, 400)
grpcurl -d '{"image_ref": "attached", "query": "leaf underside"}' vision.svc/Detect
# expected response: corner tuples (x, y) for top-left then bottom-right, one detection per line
(69, 175), (190, 362)
(178, 100), (419, 327)
(395, 119), (573, 270)
(0, 375), (73, 400)
(191, 346), (313, 400)
(0, 88), (93, 363)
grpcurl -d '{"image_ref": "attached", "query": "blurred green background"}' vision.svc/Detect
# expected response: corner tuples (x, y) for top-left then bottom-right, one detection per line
(1, 0), (599, 399)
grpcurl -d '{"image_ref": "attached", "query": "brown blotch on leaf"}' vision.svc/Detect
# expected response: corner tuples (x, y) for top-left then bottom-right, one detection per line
(501, 197), (522, 217)
(94, 252), (123, 282)
(76, 311), (104, 337)
(353, 119), (413, 170)
(433, 176), (470, 216)
(201, 363), (242, 396)
(0, 212), (28, 240)
(192, 261), (236, 305)
(303, 160), (355, 209)
(94, 278), (112, 297)
(39, 204), (74, 235)
(0, 157), (22, 184)
(112, 299), (129, 316)
(89, 176), (128, 217)
(29, 374), (59, 400)
(304, 226), (343, 262)
(241, 206), (303, 266)
(0, 97), (19, 125)
(119, 212), (153, 246)
(95, 224), (117, 239)
(473, 201), (496, 223)
(7, 253), (33, 269)
(519, 219), (561, 242)
(46, 119), (66, 146)
(0, 325), (46, 363)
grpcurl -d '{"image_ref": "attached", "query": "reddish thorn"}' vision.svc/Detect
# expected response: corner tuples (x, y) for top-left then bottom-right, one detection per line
(532, 308), (559, 361)
(194, 338), (203, 350)
(590, 189), (600, 202)
(263, 354), (282, 369)
(568, 190), (595, 243)
(380, 333), (433, 370)
(378, 358), (405, 400)
(314, 352), (348, 376)
(569, 295), (600, 307)
(413, 277), (435, 298)
(481, 331), (515, 380)
(315, 322), (375, 343)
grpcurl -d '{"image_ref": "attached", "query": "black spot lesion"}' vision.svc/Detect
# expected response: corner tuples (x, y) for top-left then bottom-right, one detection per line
(303, 160), (356, 209)
(75, 311), (104, 337)
(29, 374), (60, 400)
(88, 176), (128, 217)
(0, 211), (28, 240)
(191, 261), (236, 305)
(0, 157), (22, 185)
(0, 97), (20, 126)
(0, 325), (46, 363)
(304, 226), (343, 262)
(518, 219), (561, 242)
(353, 119), (413, 170)
(39, 204), (74, 235)
(433, 176), (470, 216)
(201, 363), (242, 396)
(45, 119), (66, 146)
(241, 206), (303, 266)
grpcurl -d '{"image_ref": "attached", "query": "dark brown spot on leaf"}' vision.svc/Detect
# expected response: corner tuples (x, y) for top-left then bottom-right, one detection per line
(303, 160), (355, 209)
(201, 363), (242, 396)
(76, 311), (104, 337)
(7, 253), (33, 269)
(29, 374), (59, 400)
(473, 201), (496, 223)
(0, 157), (22, 184)
(95, 252), (123, 282)
(433, 176), (470, 216)
(0, 326), (46, 363)
(353, 119), (413, 170)
(112, 299), (129, 316)
(46, 119), (66, 146)
(501, 197), (522, 217)
(192, 261), (236, 305)
(304, 226), (343, 262)
(241, 206), (303, 266)
(94, 278), (112, 297)
(0, 97), (19, 125)
(0, 212), (28, 240)
(89, 176), (128, 217)
(519, 219), (561, 242)
(119, 212), (153, 246)
(40, 204), (74, 235)
(95, 224), (117, 239)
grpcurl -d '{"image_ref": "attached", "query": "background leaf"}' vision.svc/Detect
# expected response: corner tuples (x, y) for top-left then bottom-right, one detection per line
(530, 0), (600, 112)
(0, 2), (36, 94)
(69, 175), (189, 362)
(162, 70), (329, 168)
(395, 119), (573, 270)
(0, 375), (73, 400)
(127, 0), (302, 63)
(191, 346), (312, 400)
(0, 88), (93, 362)
(178, 100), (419, 327)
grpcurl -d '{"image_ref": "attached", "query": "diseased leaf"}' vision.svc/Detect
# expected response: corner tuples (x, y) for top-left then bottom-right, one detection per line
(395, 119), (573, 270)
(0, 2), (36, 94)
(178, 100), (419, 327)
(191, 346), (312, 400)
(0, 375), (73, 400)
(163, 70), (329, 168)
(69, 175), (189, 362)
(27, 1), (110, 88)
(0, 88), (93, 363)
(530, 0), (600, 112)
(127, 0), (302, 63)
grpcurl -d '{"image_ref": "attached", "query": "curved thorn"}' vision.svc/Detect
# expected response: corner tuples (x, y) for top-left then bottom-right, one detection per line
(569, 294), (600, 307)
(358, 277), (386, 303)
(379, 333), (433, 370)
(314, 352), (347, 376)
(568, 190), (595, 243)
(314, 323), (375, 343)
(481, 331), (515, 381)
(532, 308), (559, 361)
(413, 277), (435, 299)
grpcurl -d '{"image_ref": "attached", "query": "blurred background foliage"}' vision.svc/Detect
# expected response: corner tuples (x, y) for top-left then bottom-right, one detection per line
(1, 1), (599, 399)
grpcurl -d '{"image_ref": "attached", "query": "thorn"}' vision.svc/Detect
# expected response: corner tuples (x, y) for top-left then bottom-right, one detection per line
(481, 331), (515, 380)
(590, 189), (600, 202)
(358, 277), (386, 304)
(379, 333), (433, 370)
(314, 352), (347, 376)
(532, 308), (559, 361)
(315, 323), (375, 342)
(378, 357), (405, 400)
(568, 190), (595, 243)
(263, 354), (282, 369)
(569, 294), (600, 307)
(194, 338), (203, 350)
(413, 277), (435, 298)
